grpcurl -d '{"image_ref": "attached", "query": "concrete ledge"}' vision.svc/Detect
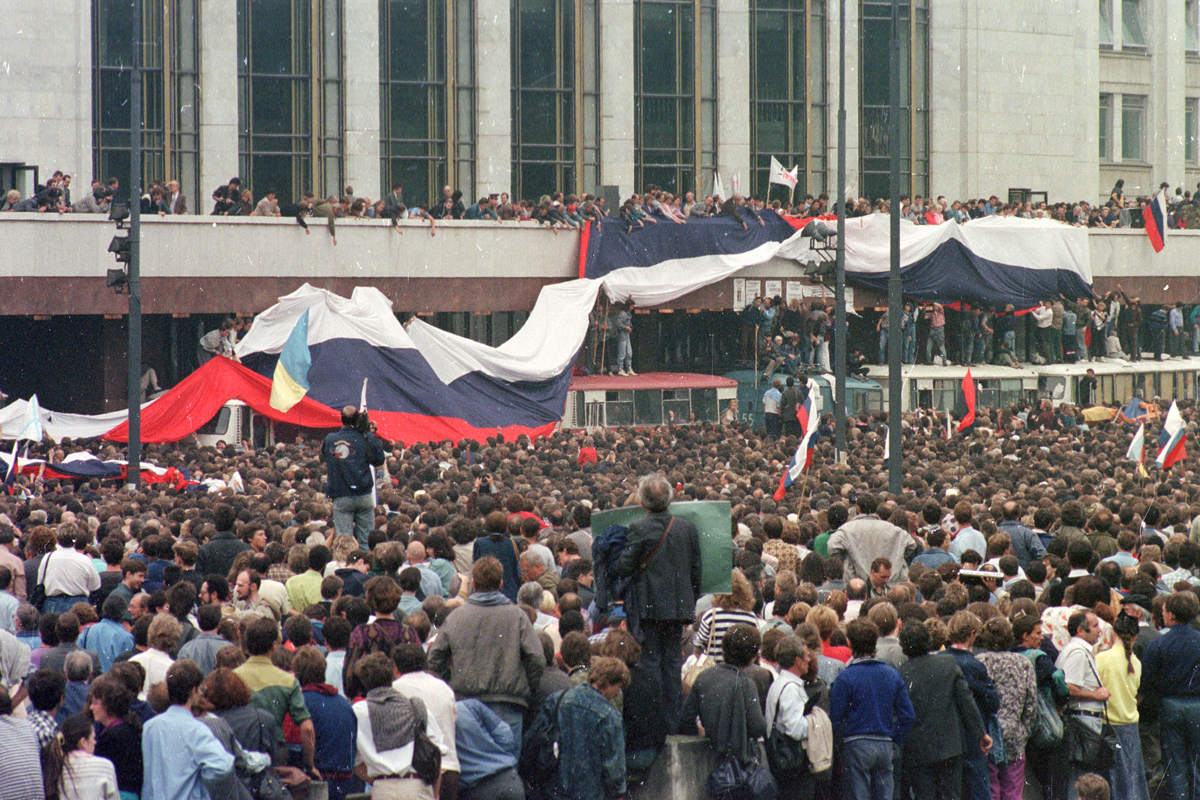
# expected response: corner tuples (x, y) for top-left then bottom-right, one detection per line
(632, 735), (718, 800)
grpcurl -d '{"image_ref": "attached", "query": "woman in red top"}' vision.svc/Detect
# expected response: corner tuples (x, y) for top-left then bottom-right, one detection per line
(577, 436), (598, 466)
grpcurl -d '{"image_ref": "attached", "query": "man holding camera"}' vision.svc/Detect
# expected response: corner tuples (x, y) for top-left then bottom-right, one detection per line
(321, 406), (386, 548)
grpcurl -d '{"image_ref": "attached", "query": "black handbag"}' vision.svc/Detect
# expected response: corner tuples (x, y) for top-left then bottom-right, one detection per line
(765, 683), (808, 777)
(708, 755), (754, 800)
(409, 698), (442, 785)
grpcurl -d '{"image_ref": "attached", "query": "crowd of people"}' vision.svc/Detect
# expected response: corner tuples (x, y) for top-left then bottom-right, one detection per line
(12, 170), (1196, 236)
(0, 390), (1191, 800)
(740, 285), (1200, 376)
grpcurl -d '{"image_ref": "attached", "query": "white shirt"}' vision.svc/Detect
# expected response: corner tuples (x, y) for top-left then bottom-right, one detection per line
(1056, 635), (1103, 728)
(130, 649), (175, 699)
(764, 669), (810, 740)
(41, 548), (101, 597)
(352, 694), (448, 778)
(393, 672), (460, 772)
(1031, 306), (1053, 328)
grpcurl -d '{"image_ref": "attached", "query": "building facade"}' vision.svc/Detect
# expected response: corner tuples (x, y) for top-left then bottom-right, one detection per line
(4, 0), (1198, 209)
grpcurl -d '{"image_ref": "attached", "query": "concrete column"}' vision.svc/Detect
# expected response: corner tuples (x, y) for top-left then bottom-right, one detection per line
(600, 0), (636, 198)
(0, 0), (92, 185)
(474, 0), (512, 196)
(1150, 1), (1184, 186)
(343, 0), (381, 196)
(716, 0), (750, 192)
(199, 0), (239, 203)
(829, 0), (860, 200)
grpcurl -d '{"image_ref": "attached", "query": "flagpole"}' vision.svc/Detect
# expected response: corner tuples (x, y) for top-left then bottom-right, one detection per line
(834, 0), (847, 466)
(886, 0), (903, 495)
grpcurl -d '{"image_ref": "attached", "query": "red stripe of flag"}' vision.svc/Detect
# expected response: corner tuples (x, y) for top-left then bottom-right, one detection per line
(1145, 191), (1166, 253)
(957, 368), (976, 432)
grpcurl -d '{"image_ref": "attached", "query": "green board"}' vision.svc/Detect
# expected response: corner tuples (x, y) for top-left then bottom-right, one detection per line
(592, 500), (734, 595)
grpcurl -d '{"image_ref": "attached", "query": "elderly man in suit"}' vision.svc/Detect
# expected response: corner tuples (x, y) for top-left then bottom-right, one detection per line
(615, 473), (702, 743)
(163, 180), (187, 214)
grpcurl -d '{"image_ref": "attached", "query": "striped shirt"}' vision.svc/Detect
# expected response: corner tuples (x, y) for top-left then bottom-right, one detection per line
(0, 717), (43, 800)
(60, 751), (120, 800)
(692, 608), (761, 662)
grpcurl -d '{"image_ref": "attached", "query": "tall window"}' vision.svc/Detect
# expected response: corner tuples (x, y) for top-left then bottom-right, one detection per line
(1098, 93), (1112, 160)
(750, 0), (806, 200)
(237, 0), (343, 206)
(859, 0), (928, 202)
(1120, 0), (1145, 48)
(1099, 0), (1113, 47)
(1187, 0), (1199, 53)
(93, 0), (200, 197)
(1187, 99), (1198, 165)
(380, 0), (473, 208)
(511, 0), (575, 200)
(1120, 95), (1145, 162)
(635, 0), (715, 196)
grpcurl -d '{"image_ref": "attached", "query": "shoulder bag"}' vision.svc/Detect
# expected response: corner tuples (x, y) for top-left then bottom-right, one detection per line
(765, 682), (808, 778)
(1064, 660), (1120, 771)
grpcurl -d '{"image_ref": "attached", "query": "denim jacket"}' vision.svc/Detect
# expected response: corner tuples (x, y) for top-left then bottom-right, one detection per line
(557, 683), (626, 800)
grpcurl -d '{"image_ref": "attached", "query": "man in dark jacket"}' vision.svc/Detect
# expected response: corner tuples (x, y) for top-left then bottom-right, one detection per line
(946, 611), (1001, 800)
(195, 503), (249, 580)
(898, 623), (990, 799)
(615, 473), (701, 742)
(320, 406), (385, 547)
(680, 625), (767, 771)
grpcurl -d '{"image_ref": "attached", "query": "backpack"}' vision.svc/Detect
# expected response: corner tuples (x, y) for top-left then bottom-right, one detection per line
(1021, 648), (1065, 749)
(803, 705), (834, 774)
(519, 689), (567, 790)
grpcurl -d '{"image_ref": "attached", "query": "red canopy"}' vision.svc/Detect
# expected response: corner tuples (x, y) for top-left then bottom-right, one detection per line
(103, 357), (342, 443)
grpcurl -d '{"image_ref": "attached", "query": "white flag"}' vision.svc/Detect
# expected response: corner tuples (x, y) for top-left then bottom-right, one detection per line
(882, 424), (890, 462)
(712, 172), (725, 202)
(769, 156), (799, 189)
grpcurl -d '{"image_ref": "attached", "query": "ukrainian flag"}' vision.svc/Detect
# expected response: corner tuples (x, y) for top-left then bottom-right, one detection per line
(269, 309), (312, 412)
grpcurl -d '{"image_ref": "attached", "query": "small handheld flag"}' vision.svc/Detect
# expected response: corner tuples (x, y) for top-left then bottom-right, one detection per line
(1126, 423), (1145, 464)
(769, 156), (799, 190)
(269, 309), (312, 412)
(1156, 401), (1187, 469)
(774, 379), (822, 501)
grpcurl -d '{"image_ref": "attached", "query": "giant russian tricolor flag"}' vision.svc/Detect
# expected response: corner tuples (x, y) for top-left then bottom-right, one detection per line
(1156, 401), (1187, 469)
(774, 380), (821, 501)
(239, 285), (575, 445)
(1145, 190), (1167, 254)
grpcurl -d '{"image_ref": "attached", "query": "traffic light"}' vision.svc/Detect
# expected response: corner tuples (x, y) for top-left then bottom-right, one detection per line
(108, 234), (132, 263)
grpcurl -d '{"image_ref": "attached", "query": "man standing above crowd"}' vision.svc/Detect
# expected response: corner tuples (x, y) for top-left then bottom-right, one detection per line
(197, 320), (238, 366)
(321, 406), (385, 548)
(615, 473), (702, 746)
(763, 378), (783, 439)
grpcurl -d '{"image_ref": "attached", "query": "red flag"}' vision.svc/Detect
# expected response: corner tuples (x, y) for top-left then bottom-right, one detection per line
(957, 368), (976, 432)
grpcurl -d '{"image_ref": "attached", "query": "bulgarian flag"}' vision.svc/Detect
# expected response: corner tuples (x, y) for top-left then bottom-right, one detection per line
(1156, 401), (1187, 469)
